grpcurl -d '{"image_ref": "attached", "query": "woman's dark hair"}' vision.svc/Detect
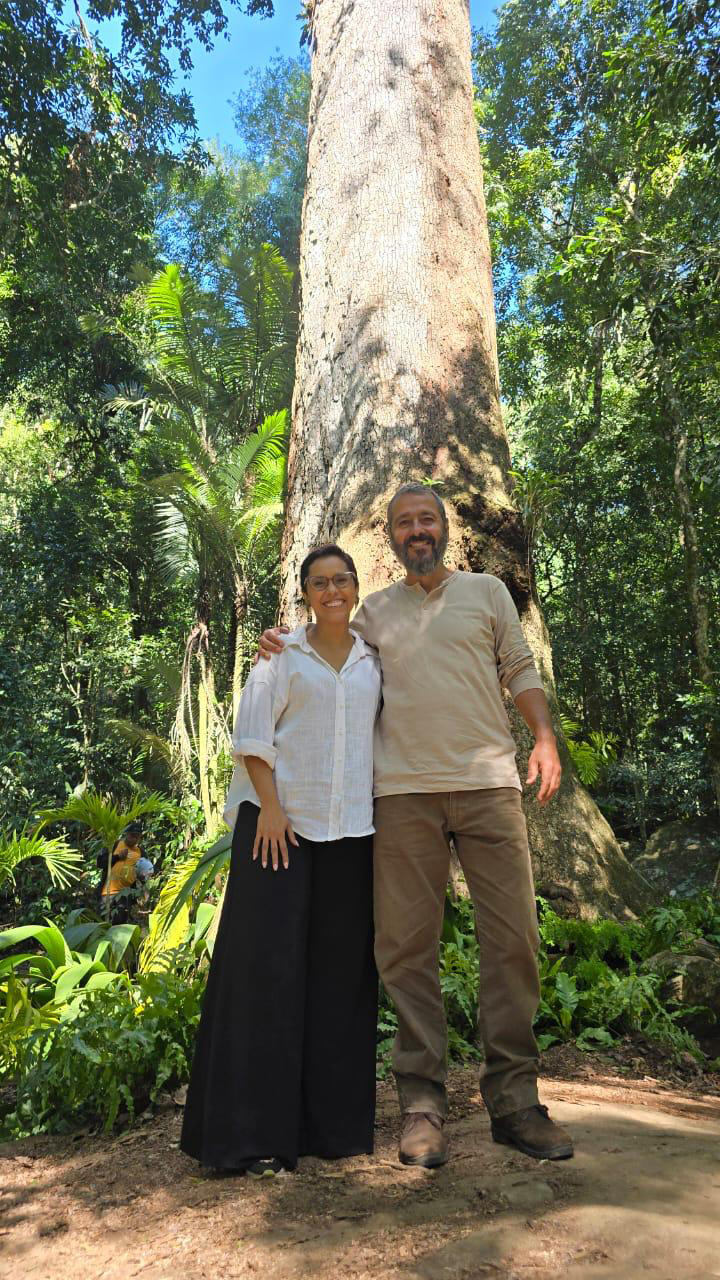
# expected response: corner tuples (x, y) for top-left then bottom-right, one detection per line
(300, 544), (359, 592)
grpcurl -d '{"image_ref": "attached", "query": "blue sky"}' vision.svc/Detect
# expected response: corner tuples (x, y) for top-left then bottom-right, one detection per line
(69, 1), (499, 148)
(188, 0), (499, 145)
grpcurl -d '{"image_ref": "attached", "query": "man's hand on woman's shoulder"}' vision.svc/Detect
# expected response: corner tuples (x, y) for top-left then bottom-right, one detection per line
(255, 625), (290, 662)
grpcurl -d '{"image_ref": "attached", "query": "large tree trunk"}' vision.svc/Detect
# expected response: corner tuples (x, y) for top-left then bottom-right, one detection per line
(282, 0), (652, 916)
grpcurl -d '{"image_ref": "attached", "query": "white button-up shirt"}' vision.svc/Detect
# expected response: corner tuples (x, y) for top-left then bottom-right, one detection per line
(223, 626), (382, 841)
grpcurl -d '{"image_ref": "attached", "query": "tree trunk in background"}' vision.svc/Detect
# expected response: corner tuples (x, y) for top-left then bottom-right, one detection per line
(282, 0), (652, 916)
(663, 373), (720, 826)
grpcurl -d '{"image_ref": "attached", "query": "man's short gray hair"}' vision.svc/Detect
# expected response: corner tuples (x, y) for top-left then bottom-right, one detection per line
(386, 483), (448, 529)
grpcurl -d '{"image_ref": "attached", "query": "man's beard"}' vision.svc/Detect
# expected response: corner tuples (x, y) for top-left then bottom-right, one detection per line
(393, 527), (449, 575)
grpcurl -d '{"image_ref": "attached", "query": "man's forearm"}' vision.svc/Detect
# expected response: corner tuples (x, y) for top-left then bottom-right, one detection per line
(513, 688), (555, 741)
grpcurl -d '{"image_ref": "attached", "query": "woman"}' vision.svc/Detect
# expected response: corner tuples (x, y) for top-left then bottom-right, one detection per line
(181, 545), (381, 1176)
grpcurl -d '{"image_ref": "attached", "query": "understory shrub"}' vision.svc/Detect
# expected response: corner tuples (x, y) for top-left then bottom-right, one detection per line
(5, 893), (718, 1139)
(533, 894), (720, 1057)
(378, 893), (720, 1069)
(2, 970), (203, 1138)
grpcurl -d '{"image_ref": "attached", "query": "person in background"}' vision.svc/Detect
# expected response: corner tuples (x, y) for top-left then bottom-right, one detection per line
(98, 821), (144, 921)
(181, 545), (382, 1178)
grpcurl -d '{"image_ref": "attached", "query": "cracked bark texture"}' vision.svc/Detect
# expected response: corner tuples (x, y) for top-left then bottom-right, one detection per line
(281, 0), (652, 916)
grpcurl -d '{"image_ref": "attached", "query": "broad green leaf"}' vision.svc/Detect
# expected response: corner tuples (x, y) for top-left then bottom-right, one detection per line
(63, 923), (106, 952)
(0, 923), (70, 970)
(103, 923), (141, 969)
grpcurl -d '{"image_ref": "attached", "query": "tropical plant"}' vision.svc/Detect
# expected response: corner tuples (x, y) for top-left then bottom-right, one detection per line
(509, 465), (562, 586)
(0, 916), (139, 1002)
(36, 790), (171, 918)
(154, 407), (288, 827)
(0, 912), (141, 1075)
(561, 718), (619, 787)
(37, 791), (170, 854)
(0, 827), (82, 894)
(4, 970), (204, 1137)
(138, 829), (232, 972)
(99, 250), (293, 833)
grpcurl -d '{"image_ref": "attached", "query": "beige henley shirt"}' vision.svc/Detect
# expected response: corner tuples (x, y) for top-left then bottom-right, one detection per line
(351, 570), (544, 797)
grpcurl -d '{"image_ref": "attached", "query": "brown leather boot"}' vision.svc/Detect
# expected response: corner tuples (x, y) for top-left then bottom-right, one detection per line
(491, 1103), (573, 1160)
(398, 1111), (449, 1168)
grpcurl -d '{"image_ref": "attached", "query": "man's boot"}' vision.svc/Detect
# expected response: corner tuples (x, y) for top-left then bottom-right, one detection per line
(491, 1104), (573, 1160)
(398, 1111), (448, 1168)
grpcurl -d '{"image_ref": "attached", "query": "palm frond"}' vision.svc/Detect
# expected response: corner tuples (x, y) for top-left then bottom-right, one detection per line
(37, 791), (171, 852)
(137, 829), (232, 972)
(0, 828), (82, 892)
(219, 411), (287, 491)
(149, 416), (217, 477)
(153, 499), (198, 585)
(108, 720), (186, 789)
(144, 265), (222, 414)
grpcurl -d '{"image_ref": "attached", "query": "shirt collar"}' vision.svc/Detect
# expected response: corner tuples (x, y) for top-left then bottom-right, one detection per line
(399, 569), (458, 598)
(283, 624), (374, 662)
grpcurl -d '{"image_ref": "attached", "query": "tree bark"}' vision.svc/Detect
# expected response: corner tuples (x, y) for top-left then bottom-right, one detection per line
(282, 0), (652, 916)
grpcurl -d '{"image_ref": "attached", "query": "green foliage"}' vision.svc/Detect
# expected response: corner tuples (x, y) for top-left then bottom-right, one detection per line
(37, 790), (170, 854)
(139, 827), (231, 971)
(231, 54), (311, 260)
(3, 971), (204, 1137)
(535, 897), (711, 1055)
(1, 4), (296, 848)
(438, 897), (482, 1057)
(0, 827), (82, 893)
(560, 718), (618, 786)
(537, 903), (641, 963)
(384, 892), (719, 1068)
(0, 910), (143, 1076)
(641, 894), (720, 956)
(0, 0), (207, 409)
(475, 0), (720, 835)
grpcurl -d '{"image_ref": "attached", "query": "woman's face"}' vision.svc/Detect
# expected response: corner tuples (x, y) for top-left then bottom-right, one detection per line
(303, 555), (358, 624)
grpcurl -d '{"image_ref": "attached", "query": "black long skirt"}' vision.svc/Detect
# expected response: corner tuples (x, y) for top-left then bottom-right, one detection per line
(180, 802), (378, 1170)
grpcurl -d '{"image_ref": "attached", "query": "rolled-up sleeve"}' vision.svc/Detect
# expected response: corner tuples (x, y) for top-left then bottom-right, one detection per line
(232, 663), (281, 769)
(492, 579), (544, 699)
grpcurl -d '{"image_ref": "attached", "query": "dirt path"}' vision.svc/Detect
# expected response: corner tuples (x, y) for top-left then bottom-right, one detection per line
(2, 1061), (720, 1280)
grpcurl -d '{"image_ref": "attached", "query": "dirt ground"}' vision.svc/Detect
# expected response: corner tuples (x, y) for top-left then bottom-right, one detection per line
(2, 1046), (720, 1280)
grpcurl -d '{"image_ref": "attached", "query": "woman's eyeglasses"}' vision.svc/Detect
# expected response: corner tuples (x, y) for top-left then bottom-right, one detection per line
(307, 572), (356, 591)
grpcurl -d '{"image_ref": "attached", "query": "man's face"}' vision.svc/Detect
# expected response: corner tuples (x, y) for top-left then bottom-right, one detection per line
(388, 492), (448, 575)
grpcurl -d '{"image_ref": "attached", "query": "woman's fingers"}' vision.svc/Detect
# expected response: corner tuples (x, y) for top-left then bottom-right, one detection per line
(254, 817), (295, 869)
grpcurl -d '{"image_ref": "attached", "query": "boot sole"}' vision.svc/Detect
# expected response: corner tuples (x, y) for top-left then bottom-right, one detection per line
(398, 1150), (449, 1168)
(491, 1129), (573, 1160)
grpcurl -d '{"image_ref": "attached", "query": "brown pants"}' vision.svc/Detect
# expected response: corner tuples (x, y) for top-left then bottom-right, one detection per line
(373, 788), (540, 1119)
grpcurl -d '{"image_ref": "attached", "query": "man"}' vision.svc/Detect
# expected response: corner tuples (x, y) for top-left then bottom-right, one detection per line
(260, 484), (573, 1167)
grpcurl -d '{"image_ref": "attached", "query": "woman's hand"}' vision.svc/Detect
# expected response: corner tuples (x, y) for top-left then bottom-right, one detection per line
(252, 799), (298, 870)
